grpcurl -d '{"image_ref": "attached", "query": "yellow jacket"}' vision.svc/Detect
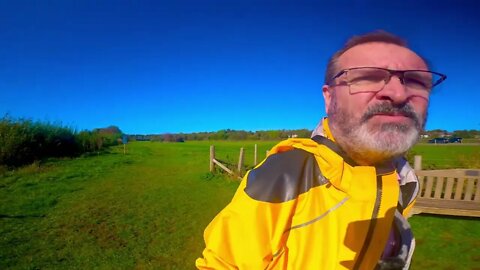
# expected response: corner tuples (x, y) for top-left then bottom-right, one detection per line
(197, 119), (418, 270)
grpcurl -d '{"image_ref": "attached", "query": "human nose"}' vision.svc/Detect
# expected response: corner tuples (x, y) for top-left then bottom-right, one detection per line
(376, 75), (409, 104)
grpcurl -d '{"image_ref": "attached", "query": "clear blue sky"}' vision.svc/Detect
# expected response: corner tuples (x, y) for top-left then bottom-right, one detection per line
(1, 0), (479, 134)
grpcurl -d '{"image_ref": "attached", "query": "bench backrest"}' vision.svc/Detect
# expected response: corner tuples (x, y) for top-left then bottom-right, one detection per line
(415, 169), (480, 201)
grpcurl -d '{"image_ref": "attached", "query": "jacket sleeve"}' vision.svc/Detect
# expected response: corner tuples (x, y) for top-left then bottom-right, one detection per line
(196, 169), (299, 269)
(196, 176), (274, 269)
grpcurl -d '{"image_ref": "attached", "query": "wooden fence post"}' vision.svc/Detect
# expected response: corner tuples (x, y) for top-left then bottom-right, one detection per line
(238, 147), (245, 174)
(210, 145), (215, 172)
(254, 144), (258, 166)
(414, 155), (422, 171)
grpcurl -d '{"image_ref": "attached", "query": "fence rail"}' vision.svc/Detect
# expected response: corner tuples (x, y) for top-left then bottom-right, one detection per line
(209, 145), (268, 179)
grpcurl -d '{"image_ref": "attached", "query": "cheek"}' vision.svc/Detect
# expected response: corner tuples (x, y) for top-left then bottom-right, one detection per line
(352, 93), (378, 115)
(410, 96), (429, 115)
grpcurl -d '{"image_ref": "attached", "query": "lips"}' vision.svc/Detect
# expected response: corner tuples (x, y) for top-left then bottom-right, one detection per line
(373, 112), (412, 118)
(365, 109), (415, 120)
(371, 113), (414, 123)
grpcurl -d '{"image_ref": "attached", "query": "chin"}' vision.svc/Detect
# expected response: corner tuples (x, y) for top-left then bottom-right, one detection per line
(358, 123), (420, 158)
(336, 122), (420, 164)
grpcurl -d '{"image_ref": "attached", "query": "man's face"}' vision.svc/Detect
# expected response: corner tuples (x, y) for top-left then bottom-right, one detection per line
(323, 42), (430, 165)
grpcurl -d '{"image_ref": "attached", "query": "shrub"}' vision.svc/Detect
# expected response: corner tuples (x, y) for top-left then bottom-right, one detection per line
(0, 116), (123, 168)
(0, 116), (37, 167)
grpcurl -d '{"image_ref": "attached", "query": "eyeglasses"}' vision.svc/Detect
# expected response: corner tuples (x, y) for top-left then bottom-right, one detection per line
(328, 67), (447, 94)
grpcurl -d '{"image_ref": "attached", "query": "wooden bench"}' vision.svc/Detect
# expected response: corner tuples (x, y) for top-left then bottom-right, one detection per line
(411, 169), (480, 217)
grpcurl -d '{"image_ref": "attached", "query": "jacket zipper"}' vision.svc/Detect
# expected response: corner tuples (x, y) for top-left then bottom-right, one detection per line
(353, 175), (383, 270)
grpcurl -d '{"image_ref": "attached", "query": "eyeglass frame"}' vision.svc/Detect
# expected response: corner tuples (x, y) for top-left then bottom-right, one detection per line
(327, 67), (447, 92)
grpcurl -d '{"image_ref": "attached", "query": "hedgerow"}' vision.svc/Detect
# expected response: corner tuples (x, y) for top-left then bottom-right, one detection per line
(0, 115), (122, 168)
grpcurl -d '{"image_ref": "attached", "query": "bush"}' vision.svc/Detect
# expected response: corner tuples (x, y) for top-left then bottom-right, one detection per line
(0, 116), (123, 168)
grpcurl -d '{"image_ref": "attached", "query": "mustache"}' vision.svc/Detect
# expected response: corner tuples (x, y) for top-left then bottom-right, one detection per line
(361, 103), (421, 126)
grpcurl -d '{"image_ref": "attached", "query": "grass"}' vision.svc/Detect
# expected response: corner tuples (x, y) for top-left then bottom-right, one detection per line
(0, 140), (479, 269)
(1, 142), (239, 269)
(411, 143), (480, 169)
(409, 215), (480, 270)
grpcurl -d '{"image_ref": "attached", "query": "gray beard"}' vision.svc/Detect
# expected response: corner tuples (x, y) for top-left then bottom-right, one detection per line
(328, 94), (426, 165)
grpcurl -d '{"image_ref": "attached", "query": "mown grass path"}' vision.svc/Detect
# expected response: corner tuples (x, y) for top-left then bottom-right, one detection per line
(1, 142), (242, 269)
(1, 141), (479, 269)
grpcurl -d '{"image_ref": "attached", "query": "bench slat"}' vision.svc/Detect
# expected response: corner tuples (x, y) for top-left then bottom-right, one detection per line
(465, 178), (475, 201)
(416, 169), (480, 178)
(434, 177), (444, 199)
(413, 207), (480, 218)
(444, 177), (455, 200)
(415, 198), (480, 211)
(418, 175), (425, 197)
(413, 198), (480, 217)
(454, 178), (465, 200)
(473, 178), (480, 202)
(424, 176), (434, 198)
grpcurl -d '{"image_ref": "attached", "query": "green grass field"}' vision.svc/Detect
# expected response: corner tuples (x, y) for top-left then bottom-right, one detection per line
(410, 143), (480, 169)
(1, 141), (479, 269)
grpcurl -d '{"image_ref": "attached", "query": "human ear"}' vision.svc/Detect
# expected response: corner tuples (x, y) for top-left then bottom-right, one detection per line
(322, 85), (332, 114)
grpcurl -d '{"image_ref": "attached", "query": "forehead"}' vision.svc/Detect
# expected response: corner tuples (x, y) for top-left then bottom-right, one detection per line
(337, 42), (428, 70)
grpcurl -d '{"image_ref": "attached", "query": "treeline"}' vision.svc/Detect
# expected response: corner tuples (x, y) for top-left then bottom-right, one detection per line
(130, 128), (480, 143)
(129, 129), (314, 142)
(0, 116), (123, 168)
(424, 129), (480, 139)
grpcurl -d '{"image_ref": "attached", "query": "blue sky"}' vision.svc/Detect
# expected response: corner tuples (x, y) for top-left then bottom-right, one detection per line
(1, 0), (479, 134)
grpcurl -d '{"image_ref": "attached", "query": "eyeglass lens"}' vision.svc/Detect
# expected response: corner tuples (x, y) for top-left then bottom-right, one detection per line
(345, 68), (436, 93)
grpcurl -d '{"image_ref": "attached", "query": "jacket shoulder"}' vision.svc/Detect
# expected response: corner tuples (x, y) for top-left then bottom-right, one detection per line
(245, 148), (328, 203)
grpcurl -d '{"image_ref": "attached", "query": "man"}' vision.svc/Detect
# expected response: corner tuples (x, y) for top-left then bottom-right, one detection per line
(196, 31), (447, 270)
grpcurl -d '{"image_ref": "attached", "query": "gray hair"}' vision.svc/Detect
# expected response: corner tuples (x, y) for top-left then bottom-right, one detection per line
(324, 30), (416, 84)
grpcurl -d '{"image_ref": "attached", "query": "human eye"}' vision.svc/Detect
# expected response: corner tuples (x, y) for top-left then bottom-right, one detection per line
(347, 68), (385, 85)
(405, 72), (432, 90)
